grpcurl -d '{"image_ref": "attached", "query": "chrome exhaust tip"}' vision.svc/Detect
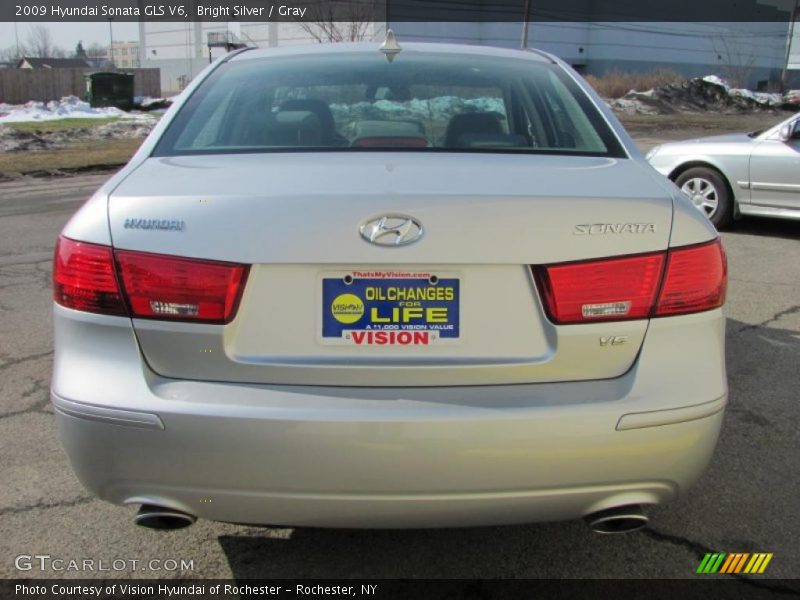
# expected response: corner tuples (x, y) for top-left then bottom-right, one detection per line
(134, 504), (196, 530)
(585, 504), (648, 534)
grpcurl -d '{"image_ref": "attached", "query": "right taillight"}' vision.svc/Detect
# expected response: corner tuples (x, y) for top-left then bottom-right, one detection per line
(534, 238), (726, 324)
(654, 240), (727, 316)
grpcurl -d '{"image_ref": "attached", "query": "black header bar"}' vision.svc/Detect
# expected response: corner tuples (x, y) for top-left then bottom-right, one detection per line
(2, 0), (798, 23)
(4, 578), (800, 600)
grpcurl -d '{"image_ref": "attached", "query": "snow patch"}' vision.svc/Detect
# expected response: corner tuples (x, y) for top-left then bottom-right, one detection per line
(0, 96), (156, 123)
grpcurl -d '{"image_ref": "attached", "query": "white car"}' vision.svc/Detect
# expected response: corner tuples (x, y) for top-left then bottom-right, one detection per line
(648, 112), (800, 229)
(52, 40), (728, 533)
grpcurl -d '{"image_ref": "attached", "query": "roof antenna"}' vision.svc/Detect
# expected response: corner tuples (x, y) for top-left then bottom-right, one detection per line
(380, 29), (402, 63)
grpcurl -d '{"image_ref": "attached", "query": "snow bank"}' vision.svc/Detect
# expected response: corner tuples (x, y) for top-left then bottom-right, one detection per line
(702, 76), (783, 107)
(609, 75), (795, 114)
(690, 75), (792, 108)
(0, 96), (156, 123)
(701, 75), (730, 90)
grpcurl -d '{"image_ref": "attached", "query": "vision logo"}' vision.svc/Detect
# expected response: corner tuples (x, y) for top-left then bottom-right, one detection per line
(330, 294), (364, 324)
(696, 552), (773, 574)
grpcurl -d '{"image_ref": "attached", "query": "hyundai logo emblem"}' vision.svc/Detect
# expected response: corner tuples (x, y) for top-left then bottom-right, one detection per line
(359, 215), (424, 246)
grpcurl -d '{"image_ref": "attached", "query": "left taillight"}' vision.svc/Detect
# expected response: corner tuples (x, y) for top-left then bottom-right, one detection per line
(115, 250), (248, 324)
(53, 237), (127, 316)
(53, 236), (249, 324)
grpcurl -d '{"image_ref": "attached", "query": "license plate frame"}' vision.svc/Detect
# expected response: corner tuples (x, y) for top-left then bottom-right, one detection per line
(320, 271), (460, 346)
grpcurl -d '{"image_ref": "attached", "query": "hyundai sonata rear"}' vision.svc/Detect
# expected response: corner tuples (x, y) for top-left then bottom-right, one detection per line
(51, 42), (727, 531)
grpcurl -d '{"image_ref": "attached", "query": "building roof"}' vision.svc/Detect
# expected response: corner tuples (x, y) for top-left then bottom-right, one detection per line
(18, 57), (91, 69)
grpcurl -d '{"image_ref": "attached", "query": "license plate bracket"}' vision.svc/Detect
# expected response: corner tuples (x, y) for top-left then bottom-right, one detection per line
(321, 272), (460, 346)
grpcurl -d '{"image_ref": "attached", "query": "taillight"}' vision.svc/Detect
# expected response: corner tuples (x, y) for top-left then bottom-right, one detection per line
(53, 237), (127, 316)
(534, 253), (665, 324)
(115, 250), (249, 324)
(53, 236), (249, 324)
(654, 241), (727, 316)
(533, 239), (726, 324)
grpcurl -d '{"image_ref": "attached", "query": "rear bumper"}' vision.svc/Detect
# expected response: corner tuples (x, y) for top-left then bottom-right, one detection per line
(54, 393), (723, 528)
(52, 305), (727, 528)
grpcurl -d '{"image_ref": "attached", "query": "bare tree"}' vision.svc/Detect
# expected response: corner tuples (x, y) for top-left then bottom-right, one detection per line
(85, 42), (109, 67)
(0, 44), (28, 63)
(26, 25), (56, 57)
(711, 34), (757, 89)
(296, 0), (379, 43)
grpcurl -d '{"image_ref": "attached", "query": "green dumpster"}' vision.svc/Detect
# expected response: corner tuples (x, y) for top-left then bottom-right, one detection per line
(85, 72), (135, 111)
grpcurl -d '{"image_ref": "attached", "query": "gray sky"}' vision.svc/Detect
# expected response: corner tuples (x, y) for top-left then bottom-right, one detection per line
(0, 21), (140, 53)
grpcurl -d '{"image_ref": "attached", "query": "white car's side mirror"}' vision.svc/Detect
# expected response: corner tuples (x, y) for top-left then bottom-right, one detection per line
(779, 121), (800, 142)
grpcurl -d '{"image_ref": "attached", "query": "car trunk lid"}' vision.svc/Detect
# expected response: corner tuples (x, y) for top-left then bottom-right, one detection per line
(108, 152), (672, 386)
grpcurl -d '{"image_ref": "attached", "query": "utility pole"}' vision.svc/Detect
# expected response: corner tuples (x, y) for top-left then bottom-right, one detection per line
(108, 18), (115, 67)
(13, 18), (21, 58)
(521, 0), (532, 48)
(782, 0), (799, 90)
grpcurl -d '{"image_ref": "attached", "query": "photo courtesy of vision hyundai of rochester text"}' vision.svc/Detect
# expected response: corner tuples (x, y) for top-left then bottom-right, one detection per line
(51, 38), (728, 533)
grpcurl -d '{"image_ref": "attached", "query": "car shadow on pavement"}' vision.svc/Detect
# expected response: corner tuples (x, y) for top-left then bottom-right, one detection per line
(727, 217), (799, 241)
(215, 318), (799, 579)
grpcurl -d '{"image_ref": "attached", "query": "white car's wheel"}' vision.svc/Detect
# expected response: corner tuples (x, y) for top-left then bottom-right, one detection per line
(675, 167), (733, 229)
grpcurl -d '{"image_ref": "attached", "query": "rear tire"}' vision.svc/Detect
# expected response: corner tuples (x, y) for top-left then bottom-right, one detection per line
(674, 167), (733, 230)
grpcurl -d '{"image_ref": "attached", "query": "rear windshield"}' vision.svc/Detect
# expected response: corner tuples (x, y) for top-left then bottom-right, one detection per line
(153, 51), (625, 158)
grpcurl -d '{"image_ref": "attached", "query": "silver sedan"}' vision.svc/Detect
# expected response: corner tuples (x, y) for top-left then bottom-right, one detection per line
(51, 41), (728, 533)
(647, 112), (800, 228)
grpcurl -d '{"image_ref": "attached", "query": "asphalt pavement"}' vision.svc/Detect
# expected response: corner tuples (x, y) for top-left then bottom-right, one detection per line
(0, 158), (798, 583)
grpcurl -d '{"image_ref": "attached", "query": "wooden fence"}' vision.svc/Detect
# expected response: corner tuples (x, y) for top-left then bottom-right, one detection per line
(0, 69), (161, 104)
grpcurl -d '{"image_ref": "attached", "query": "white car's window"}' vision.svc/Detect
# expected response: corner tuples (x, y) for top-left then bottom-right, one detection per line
(155, 52), (625, 158)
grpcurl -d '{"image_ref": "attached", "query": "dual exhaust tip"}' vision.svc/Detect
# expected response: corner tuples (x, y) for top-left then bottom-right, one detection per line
(134, 503), (648, 534)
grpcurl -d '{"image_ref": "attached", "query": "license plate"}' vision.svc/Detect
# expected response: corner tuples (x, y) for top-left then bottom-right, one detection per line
(321, 272), (460, 346)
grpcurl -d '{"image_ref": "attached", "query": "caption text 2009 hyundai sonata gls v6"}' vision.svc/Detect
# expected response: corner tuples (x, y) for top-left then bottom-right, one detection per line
(51, 41), (727, 533)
